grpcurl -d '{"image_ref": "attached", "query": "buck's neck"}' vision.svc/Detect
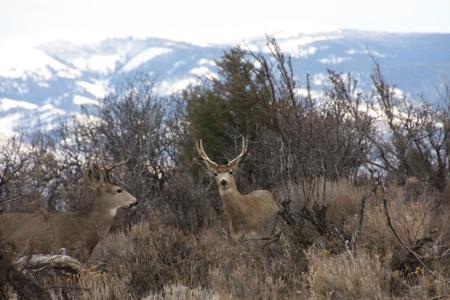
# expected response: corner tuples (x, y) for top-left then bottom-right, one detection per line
(219, 183), (244, 208)
(218, 178), (240, 195)
(84, 192), (117, 237)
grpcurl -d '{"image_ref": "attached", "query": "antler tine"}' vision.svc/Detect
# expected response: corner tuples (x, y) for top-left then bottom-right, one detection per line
(94, 159), (126, 183)
(82, 160), (93, 182)
(98, 160), (112, 183)
(105, 160), (127, 172)
(83, 160), (105, 184)
(196, 140), (218, 167)
(99, 160), (107, 171)
(228, 136), (248, 167)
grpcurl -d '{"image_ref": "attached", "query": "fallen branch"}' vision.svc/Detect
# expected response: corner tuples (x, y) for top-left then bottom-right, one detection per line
(15, 254), (81, 273)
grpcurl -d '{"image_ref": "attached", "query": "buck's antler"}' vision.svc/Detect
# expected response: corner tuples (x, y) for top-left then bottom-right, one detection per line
(101, 160), (127, 183)
(84, 161), (105, 184)
(84, 159), (126, 184)
(228, 136), (248, 168)
(196, 140), (218, 168)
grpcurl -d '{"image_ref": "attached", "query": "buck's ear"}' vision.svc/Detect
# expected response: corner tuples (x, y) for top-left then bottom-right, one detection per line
(228, 152), (250, 170)
(206, 166), (219, 177)
(194, 157), (214, 175)
(228, 163), (240, 173)
(194, 157), (210, 170)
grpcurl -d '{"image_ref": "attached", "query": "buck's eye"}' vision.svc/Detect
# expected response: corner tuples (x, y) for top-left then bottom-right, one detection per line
(116, 189), (123, 193)
(228, 171), (233, 175)
(214, 172), (218, 177)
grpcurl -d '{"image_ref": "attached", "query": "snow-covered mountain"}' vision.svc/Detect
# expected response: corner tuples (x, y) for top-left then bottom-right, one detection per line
(1, 29), (449, 138)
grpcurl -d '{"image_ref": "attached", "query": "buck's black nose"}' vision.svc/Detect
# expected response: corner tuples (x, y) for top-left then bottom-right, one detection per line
(220, 179), (228, 186)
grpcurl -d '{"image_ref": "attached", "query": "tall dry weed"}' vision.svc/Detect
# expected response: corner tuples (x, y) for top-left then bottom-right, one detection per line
(306, 248), (391, 299)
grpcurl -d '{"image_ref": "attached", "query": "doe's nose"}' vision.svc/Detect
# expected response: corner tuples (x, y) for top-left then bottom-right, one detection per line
(129, 199), (139, 208)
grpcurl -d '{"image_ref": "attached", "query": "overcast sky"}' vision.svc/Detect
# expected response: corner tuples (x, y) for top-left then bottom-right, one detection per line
(1, 0), (450, 45)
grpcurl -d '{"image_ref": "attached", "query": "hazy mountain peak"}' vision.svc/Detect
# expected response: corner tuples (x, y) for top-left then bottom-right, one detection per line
(0, 30), (449, 139)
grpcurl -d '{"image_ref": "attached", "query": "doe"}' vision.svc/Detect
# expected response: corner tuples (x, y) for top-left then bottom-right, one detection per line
(0, 161), (137, 258)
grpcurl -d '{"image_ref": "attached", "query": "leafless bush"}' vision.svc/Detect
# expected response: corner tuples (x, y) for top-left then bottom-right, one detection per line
(159, 172), (221, 233)
(369, 62), (448, 195)
(82, 77), (169, 202)
(0, 133), (66, 213)
(0, 135), (30, 210)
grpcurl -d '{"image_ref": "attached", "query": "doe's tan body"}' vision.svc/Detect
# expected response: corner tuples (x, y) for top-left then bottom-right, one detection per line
(0, 161), (137, 258)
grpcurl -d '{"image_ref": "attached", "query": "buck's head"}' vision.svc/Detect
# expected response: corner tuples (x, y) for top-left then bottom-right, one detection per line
(196, 137), (248, 191)
(84, 161), (137, 214)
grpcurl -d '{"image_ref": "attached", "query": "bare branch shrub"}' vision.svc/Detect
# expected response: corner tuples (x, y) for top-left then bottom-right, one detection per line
(370, 62), (448, 195)
(0, 135), (30, 210)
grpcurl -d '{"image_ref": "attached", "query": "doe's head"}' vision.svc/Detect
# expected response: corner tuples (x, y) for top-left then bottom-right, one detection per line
(83, 160), (137, 210)
(196, 136), (248, 190)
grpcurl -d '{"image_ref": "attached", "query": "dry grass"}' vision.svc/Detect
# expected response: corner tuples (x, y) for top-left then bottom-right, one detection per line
(362, 193), (435, 254)
(2, 179), (450, 299)
(90, 216), (305, 299)
(143, 284), (222, 300)
(306, 248), (391, 299)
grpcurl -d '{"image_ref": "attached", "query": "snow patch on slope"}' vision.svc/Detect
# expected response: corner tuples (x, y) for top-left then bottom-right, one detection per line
(0, 103), (67, 139)
(157, 77), (199, 95)
(0, 98), (38, 111)
(0, 43), (75, 79)
(296, 46), (317, 58)
(76, 80), (108, 98)
(122, 47), (172, 72)
(73, 95), (99, 106)
(197, 59), (216, 67)
(318, 54), (350, 64)
(71, 54), (120, 74)
(346, 48), (386, 58)
(189, 66), (217, 78)
(276, 33), (342, 57)
(0, 112), (24, 138)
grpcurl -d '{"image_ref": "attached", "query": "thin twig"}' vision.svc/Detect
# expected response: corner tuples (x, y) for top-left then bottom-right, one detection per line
(430, 295), (450, 300)
(351, 180), (382, 252)
(47, 285), (91, 291)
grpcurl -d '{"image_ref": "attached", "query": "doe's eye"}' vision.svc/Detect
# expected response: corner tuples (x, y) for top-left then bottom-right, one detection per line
(116, 189), (123, 193)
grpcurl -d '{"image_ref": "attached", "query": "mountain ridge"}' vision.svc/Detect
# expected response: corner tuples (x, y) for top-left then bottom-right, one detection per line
(1, 29), (449, 138)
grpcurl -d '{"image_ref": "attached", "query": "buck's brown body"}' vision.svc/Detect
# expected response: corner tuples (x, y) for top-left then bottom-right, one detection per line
(197, 137), (280, 241)
(0, 161), (137, 258)
(220, 188), (279, 240)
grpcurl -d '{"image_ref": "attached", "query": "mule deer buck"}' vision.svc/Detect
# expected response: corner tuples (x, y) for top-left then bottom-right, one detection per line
(196, 137), (280, 242)
(0, 161), (137, 258)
